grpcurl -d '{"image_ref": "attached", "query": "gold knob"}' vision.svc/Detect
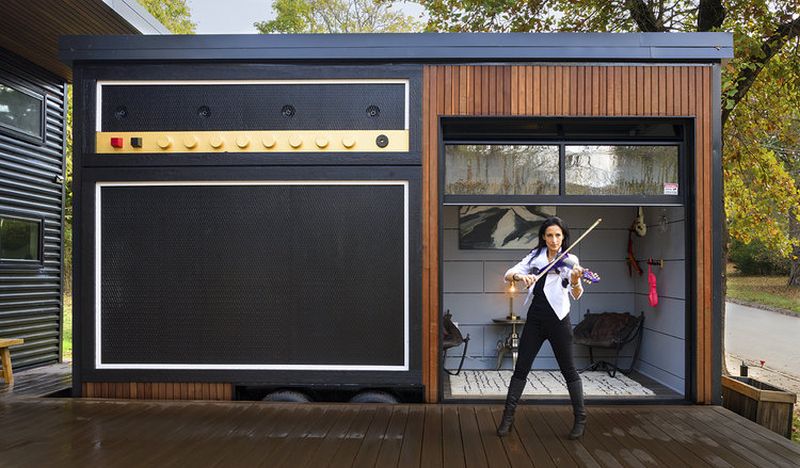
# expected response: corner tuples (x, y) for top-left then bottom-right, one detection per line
(342, 136), (356, 149)
(315, 137), (329, 148)
(289, 135), (303, 149)
(183, 135), (198, 149)
(157, 136), (172, 149)
(209, 135), (224, 149)
(262, 135), (276, 148)
(236, 136), (250, 148)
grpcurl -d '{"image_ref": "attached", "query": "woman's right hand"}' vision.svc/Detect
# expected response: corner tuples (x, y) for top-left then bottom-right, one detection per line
(512, 273), (538, 289)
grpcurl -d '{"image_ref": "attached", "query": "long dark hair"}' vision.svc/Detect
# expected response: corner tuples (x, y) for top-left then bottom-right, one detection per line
(531, 216), (571, 257)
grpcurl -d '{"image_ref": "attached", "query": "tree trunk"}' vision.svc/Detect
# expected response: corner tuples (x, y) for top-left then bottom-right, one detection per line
(789, 208), (800, 286)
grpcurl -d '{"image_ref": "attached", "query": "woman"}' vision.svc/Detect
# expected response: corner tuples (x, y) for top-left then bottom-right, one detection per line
(497, 216), (587, 439)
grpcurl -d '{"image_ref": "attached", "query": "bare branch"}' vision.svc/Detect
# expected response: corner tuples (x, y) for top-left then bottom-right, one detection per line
(723, 15), (800, 126)
(624, 0), (666, 32)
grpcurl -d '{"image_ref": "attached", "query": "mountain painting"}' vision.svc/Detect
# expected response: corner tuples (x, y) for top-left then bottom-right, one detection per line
(458, 206), (556, 249)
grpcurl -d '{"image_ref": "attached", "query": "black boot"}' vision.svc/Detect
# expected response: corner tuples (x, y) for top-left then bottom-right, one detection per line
(566, 379), (587, 439)
(497, 376), (527, 437)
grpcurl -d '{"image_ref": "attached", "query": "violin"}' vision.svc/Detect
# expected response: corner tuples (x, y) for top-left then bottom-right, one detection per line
(548, 253), (601, 284)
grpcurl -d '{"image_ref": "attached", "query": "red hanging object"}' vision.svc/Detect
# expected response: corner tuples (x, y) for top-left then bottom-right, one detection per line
(627, 230), (643, 277)
(648, 262), (658, 307)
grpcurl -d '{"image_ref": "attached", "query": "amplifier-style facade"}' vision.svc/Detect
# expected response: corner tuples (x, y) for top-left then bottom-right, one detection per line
(73, 65), (422, 392)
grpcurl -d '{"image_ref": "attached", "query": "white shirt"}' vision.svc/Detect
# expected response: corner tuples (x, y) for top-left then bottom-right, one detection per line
(504, 248), (583, 320)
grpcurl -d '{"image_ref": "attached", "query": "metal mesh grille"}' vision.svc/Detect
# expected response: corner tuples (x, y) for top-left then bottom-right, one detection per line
(101, 84), (405, 131)
(100, 184), (406, 366)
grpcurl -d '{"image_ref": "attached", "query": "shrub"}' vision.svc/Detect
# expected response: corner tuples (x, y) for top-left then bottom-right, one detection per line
(729, 238), (790, 276)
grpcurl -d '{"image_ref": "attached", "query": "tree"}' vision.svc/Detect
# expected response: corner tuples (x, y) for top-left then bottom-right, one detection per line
(421, 0), (800, 280)
(62, 0), (196, 294)
(137, 0), (196, 34)
(255, 0), (423, 33)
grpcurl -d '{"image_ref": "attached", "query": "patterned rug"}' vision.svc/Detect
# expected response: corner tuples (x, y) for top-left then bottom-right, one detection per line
(448, 370), (656, 397)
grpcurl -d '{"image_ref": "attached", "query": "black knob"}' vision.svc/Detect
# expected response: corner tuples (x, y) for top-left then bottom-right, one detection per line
(114, 106), (128, 120)
(281, 105), (296, 118)
(197, 106), (211, 118)
(366, 105), (380, 118)
(376, 134), (389, 148)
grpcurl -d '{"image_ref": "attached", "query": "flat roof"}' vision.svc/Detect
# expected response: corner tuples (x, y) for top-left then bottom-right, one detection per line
(60, 32), (733, 65)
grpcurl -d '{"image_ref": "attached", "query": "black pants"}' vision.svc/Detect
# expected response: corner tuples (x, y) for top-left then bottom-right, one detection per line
(512, 308), (580, 385)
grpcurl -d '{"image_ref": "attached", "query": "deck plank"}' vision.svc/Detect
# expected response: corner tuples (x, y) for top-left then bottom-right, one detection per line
(328, 404), (376, 467)
(605, 406), (713, 467)
(475, 406), (511, 468)
(352, 405), (393, 468)
(442, 405), (467, 468)
(459, 406), (490, 468)
(634, 407), (747, 468)
(488, 406), (534, 468)
(397, 405), (426, 467)
(375, 405), (410, 467)
(517, 405), (578, 466)
(709, 405), (800, 457)
(537, 406), (602, 468)
(594, 406), (689, 467)
(420, 404), (444, 467)
(303, 405), (363, 467)
(672, 406), (797, 468)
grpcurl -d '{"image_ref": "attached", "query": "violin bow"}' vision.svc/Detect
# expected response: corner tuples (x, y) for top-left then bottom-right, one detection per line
(534, 218), (603, 281)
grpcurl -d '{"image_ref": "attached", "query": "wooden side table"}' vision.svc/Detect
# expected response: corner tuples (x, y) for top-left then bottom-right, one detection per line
(493, 317), (526, 370)
(0, 338), (24, 386)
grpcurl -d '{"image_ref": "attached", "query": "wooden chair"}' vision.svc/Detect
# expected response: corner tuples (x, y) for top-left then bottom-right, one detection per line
(0, 338), (24, 386)
(573, 311), (643, 378)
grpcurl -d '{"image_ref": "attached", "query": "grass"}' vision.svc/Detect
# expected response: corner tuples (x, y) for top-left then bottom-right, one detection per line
(62, 294), (72, 361)
(794, 412), (799, 444)
(726, 274), (800, 315)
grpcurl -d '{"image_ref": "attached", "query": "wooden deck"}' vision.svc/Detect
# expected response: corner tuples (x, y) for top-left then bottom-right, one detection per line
(0, 399), (798, 467)
(0, 362), (71, 399)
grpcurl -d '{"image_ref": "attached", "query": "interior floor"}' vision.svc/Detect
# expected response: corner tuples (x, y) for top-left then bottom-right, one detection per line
(443, 370), (683, 402)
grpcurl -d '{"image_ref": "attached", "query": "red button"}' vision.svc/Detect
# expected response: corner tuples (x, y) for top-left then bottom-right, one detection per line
(110, 137), (124, 148)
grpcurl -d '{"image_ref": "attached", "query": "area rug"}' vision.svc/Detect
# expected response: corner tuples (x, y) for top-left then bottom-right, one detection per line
(448, 370), (656, 397)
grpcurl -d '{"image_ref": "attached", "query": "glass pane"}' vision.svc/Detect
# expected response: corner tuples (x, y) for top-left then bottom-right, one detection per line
(565, 145), (679, 196)
(0, 217), (40, 261)
(445, 145), (559, 195)
(0, 83), (42, 138)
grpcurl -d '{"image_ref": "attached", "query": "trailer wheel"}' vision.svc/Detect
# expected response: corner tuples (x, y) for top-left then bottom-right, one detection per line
(349, 391), (399, 404)
(262, 390), (311, 403)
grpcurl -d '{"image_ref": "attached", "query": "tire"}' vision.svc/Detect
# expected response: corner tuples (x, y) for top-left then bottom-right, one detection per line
(262, 390), (311, 403)
(349, 391), (399, 404)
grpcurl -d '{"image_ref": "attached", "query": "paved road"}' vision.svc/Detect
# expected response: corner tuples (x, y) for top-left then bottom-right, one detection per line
(725, 302), (800, 377)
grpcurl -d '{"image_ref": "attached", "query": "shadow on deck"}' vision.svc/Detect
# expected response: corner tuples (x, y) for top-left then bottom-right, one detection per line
(0, 398), (798, 467)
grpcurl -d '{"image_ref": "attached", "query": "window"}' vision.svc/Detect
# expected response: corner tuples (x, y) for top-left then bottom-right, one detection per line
(0, 216), (42, 263)
(445, 145), (559, 195)
(0, 81), (44, 141)
(565, 145), (679, 196)
(443, 118), (686, 205)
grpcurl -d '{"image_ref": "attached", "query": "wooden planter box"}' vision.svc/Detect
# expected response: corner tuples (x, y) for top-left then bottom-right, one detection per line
(722, 375), (797, 438)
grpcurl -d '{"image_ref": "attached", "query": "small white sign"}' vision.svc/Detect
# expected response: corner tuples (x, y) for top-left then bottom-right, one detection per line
(663, 183), (679, 195)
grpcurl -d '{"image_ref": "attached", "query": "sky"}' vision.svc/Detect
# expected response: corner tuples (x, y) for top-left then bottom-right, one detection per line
(188, 0), (427, 34)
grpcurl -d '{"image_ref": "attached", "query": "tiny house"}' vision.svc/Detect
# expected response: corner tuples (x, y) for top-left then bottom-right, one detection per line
(60, 33), (732, 404)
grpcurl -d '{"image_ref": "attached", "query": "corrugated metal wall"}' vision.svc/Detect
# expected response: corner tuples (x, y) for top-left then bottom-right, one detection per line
(0, 47), (66, 369)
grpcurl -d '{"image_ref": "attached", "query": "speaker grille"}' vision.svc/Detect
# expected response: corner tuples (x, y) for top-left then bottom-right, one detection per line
(99, 183), (407, 367)
(101, 84), (406, 132)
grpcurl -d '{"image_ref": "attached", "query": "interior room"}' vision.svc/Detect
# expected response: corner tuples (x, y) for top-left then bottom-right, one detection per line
(440, 118), (689, 402)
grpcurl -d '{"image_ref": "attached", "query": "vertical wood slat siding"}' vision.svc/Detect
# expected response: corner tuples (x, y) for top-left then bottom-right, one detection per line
(82, 382), (233, 400)
(422, 64), (715, 403)
(0, 48), (65, 371)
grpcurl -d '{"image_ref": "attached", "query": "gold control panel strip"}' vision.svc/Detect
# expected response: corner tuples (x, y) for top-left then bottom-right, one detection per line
(96, 130), (409, 153)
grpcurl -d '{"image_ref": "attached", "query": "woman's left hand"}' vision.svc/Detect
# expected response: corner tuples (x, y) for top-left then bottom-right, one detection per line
(570, 265), (584, 285)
